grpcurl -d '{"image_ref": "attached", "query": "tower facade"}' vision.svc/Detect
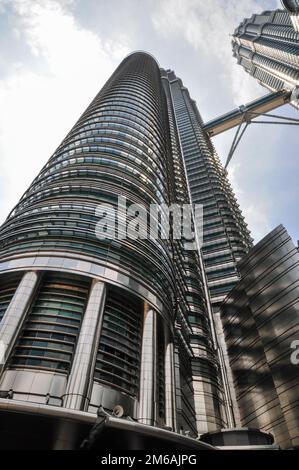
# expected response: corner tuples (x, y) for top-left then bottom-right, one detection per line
(0, 52), (247, 448)
(161, 70), (253, 428)
(232, 6), (299, 109)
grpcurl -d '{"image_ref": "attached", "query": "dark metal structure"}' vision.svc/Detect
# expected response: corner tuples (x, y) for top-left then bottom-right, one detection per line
(220, 225), (299, 449)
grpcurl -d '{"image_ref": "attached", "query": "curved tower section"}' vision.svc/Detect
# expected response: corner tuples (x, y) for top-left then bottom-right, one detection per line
(0, 52), (174, 313)
(232, 9), (299, 109)
(0, 51), (249, 449)
(0, 52), (179, 439)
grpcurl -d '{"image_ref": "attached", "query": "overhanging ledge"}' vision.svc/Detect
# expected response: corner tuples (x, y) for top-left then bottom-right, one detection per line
(0, 398), (215, 450)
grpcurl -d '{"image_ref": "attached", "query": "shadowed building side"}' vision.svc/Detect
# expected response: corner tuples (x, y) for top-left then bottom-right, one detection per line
(221, 225), (299, 449)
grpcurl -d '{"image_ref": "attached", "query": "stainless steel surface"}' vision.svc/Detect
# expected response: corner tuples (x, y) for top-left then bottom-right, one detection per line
(0, 256), (169, 324)
(217, 346), (235, 428)
(138, 305), (157, 426)
(200, 427), (276, 449)
(164, 69), (245, 432)
(0, 271), (40, 368)
(88, 382), (138, 417)
(103, 415), (215, 450)
(164, 327), (177, 431)
(0, 369), (67, 405)
(63, 280), (106, 410)
(221, 225), (299, 449)
(0, 397), (215, 450)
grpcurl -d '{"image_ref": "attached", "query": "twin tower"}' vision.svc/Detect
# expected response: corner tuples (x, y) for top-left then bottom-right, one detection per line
(0, 2), (298, 450)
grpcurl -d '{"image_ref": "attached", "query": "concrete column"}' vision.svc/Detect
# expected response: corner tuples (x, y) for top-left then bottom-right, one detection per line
(0, 271), (40, 370)
(164, 327), (177, 431)
(63, 280), (106, 411)
(138, 304), (157, 426)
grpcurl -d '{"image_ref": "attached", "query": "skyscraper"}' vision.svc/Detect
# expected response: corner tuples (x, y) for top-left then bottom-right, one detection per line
(161, 69), (253, 429)
(0, 51), (279, 450)
(232, 5), (299, 109)
(0, 51), (247, 449)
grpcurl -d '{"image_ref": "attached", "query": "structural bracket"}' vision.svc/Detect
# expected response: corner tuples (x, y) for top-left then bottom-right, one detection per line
(202, 89), (298, 169)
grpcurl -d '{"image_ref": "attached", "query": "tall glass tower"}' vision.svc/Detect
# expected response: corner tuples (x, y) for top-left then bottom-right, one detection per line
(0, 52), (253, 449)
(232, 5), (299, 109)
(161, 69), (253, 429)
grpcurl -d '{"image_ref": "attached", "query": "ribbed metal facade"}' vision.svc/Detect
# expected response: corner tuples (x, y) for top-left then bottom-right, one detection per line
(8, 272), (90, 377)
(1, 53), (175, 313)
(93, 285), (143, 398)
(161, 71), (226, 434)
(232, 7), (299, 109)
(0, 52), (247, 447)
(161, 70), (253, 428)
(221, 225), (299, 449)
(0, 53), (183, 437)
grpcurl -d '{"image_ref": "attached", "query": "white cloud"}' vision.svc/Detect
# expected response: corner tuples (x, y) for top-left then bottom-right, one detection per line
(151, 0), (268, 104)
(227, 162), (243, 199)
(228, 162), (272, 242)
(0, 0), (130, 224)
(241, 203), (273, 243)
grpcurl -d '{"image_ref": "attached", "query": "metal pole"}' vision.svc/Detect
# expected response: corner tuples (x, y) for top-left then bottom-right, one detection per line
(138, 304), (157, 426)
(0, 271), (40, 374)
(63, 280), (106, 411)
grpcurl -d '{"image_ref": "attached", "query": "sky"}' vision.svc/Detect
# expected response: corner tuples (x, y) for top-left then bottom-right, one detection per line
(0, 0), (298, 244)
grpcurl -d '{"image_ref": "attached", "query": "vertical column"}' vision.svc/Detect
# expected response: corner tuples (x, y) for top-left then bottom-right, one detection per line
(0, 271), (39, 370)
(63, 280), (106, 411)
(164, 327), (177, 431)
(138, 304), (157, 426)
